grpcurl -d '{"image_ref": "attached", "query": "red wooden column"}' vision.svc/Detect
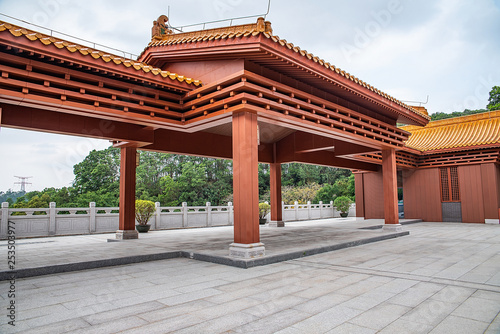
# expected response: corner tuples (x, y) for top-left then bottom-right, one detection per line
(382, 148), (401, 230)
(270, 162), (284, 227)
(229, 112), (265, 258)
(354, 172), (365, 219)
(116, 146), (139, 239)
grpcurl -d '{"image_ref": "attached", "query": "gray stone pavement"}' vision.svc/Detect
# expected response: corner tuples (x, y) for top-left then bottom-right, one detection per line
(0, 218), (411, 274)
(0, 220), (499, 333)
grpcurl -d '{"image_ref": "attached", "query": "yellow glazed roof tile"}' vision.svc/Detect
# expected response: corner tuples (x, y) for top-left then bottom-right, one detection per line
(144, 17), (428, 120)
(0, 21), (201, 86)
(401, 110), (500, 152)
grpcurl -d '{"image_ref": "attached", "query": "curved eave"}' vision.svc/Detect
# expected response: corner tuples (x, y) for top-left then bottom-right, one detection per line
(257, 36), (429, 127)
(409, 143), (500, 155)
(139, 32), (428, 126)
(0, 21), (201, 91)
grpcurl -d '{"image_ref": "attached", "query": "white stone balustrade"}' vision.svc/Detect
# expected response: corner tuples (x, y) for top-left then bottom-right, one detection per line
(0, 200), (355, 239)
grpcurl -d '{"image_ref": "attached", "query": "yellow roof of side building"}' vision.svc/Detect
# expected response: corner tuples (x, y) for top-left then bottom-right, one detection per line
(401, 110), (500, 153)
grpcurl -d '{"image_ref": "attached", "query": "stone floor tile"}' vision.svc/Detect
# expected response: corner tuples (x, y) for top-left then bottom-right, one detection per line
(285, 305), (363, 333)
(118, 313), (206, 334)
(243, 295), (308, 317)
(429, 285), (475, 304)
(155, 287), (222, 306)
(484, 313), (500, 334)
(70, 316), (148, 334)
(400, 298), (460, 327)
(82, 300), (164, 325)
(451, 296), (500, 323)
(378, 319), (433, 334)
(349, 302), (411, 330)
(471, 290), (500, 302)
(292, 291), (352, 314)
(325, 322), (376, 334)
(231, 308), (311, 334)
(173, 311), (258, 334)
(387, 282), (444, 307)
(429, 315), (490, 334)
(340, 289), (396, 311)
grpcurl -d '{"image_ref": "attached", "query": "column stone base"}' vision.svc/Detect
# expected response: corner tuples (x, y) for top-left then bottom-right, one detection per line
(229, 242), (265, 259)
(269, 220), (285, 227)
(116, 229), (139, 240)
(382, 224), (403, 232)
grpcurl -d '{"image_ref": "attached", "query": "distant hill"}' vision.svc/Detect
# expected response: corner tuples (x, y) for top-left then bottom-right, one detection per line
(0, 190), (25, 204)
(429, 109), (489, 121)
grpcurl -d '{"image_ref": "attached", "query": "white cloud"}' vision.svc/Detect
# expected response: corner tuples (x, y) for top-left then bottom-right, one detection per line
(0, 128), (110, 191)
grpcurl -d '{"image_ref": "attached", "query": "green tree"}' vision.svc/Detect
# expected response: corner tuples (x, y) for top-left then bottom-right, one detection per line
(487, 86), (500, 111)
(73, 147), (120, 194)
(158, 175), (180, 206)
(176, 161), (209, 205)
(136, 151), (178, 202)
(314, 184), (336, 203)
(314, 174), (355, 203)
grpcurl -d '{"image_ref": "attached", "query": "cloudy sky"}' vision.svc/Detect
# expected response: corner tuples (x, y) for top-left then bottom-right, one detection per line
(0, 0), (499, 191)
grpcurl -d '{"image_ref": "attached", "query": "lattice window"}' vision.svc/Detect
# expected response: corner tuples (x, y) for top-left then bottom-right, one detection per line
(440, 167), (460, 202)
(450, 167), (460, 201)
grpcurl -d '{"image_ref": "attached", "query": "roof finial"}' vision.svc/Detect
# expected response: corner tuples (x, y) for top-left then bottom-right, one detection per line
(152, 15), (173, 40)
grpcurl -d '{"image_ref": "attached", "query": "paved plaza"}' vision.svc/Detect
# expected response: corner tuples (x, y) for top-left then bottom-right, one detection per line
(1, 219), (499, 333)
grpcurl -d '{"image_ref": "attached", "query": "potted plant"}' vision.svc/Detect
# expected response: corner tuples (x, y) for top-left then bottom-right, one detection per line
(259, 202), (271, 225)
(135, 199), (155, 232)
(334, 196), (352, 218)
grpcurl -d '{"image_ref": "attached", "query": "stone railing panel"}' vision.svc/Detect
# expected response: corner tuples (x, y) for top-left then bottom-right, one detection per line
(0, 201), (354, 239)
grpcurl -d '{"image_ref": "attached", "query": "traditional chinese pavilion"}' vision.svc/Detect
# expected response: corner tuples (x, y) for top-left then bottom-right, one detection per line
(0, 16), (498, 258)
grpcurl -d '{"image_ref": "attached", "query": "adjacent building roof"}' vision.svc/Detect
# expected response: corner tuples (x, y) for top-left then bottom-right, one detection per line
(401, 111), (500, 153)
(141, 17), (429, 121)
(0, 21), (201, 86)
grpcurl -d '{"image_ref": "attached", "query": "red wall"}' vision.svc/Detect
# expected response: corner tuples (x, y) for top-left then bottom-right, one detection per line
(362, 171), (384, 219)
(480, 164), (499, 220)
(403, 168), (442, 222)
(357, 163), (499, 223)
(459, 165), (485, 223)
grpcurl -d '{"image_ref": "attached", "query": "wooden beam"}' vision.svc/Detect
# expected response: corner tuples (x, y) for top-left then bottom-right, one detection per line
(0, 103), (154, 145)
(275, 131), (379, 171)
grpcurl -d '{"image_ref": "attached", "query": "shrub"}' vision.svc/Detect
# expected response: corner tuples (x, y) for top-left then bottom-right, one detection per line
(334, 196), (352, 214)
(282, 183), (322, 204)
(259, 202), (271, 219)
(135, 199), (155, 225)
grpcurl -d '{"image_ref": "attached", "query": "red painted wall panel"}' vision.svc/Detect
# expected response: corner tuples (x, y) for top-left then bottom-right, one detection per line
(481, 163), (499, 219)
(458, 165), (485, 223)
(363, 171), (384, 219)
(497, 165), (500, 209)
(402, 168), (442, 222)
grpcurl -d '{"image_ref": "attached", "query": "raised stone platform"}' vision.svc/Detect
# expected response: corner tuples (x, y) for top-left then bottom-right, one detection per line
(0, 218), (414, 279)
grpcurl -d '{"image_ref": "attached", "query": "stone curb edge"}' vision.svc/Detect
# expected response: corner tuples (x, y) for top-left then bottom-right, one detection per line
(0, 231), (409, 280)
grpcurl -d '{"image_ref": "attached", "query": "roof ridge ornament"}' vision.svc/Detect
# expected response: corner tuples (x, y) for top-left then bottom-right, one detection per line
(149, 17), (272, 43)
(152, 15), (173, 40)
